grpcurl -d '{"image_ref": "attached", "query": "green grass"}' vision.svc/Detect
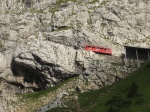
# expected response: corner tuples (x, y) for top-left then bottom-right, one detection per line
(15, 76), (79, 112)
(21, 85), (60, 100)
(54, 26), (72, 31)
(20, 60), (150, 112)
(88, 0), (99, 4)
(56, 0), (78, 5)
(20, 76), (78, 101)
(78, 60), (150, 112)
(46, 108), (71, 112)
(18, 84), (61, 103)
(111, 62), (125, 66)
(0, 41), (2, 48)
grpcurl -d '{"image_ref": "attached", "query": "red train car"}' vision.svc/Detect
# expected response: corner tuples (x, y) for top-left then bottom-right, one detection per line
(85, 45), (112, 55)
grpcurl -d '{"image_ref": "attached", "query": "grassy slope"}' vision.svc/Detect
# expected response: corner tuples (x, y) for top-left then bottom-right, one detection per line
(16, 76), (79, 112)
(23, 60), (150, 112)
(79, 60), (150, 112)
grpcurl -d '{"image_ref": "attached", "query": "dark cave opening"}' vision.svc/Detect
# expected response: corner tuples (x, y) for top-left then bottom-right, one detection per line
(125, 46), (150, 61)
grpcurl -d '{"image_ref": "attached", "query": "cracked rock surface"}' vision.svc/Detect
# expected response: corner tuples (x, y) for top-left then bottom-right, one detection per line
(0, 0), (149, 111)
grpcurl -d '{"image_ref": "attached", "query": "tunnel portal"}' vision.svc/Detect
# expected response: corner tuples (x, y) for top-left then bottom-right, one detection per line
(124, 46), (150, 61)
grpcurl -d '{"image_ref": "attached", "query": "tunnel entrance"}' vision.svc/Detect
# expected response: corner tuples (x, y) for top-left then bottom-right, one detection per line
(124, 46), (150, 61)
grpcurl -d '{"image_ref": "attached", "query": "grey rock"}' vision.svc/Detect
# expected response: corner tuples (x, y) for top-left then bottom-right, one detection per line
(12, 40), (78, 89)
(0, 0), (148, 111)
(0, 53), (7, 74)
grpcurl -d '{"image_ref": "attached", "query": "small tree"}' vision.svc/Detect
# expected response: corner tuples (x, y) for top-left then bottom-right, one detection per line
(105, 95), (131, 112)
(128, 82), (139, 98)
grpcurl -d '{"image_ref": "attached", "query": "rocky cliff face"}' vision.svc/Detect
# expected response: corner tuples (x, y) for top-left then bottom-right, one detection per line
(1, 0), (150, 54)
(0, 0), (149, 111)
(0, 0), (149, 90)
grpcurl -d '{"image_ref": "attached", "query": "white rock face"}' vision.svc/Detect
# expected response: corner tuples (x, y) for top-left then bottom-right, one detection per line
(0, 53), (7, 73)
(0, 0), (149, 111)
(10, 39), (136, 92)
(14, 40), (77, 74)
(0, 0), (150, 57)
(0, 0), (147, 91)
(0, 0), (148, 92)
(12, 40), (78, 89)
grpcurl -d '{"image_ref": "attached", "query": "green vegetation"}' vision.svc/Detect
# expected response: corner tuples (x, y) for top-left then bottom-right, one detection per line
(54, 26), (72, 31)
(36, 60), (150, 112)
(0, 41), (3, 48)
(78, 60), (150, 112)
(46, 60), (150, 112)
(17, 55), (150, 112)
(88, 0), (99, 4)
(15, 76), (79, 112)
(16, 86), (59, 105)
(30, 8), (45, 13)
(21, 85), (60, 100)
(20, 76), (78, 101)
(100, 0), (110, 6)
(111, 62), (125, 66)
(56, 0), (78, 5)
(46, 108), (71, 112)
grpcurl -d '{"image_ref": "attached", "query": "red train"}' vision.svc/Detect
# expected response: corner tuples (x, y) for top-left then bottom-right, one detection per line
(85, 45), (112, 55)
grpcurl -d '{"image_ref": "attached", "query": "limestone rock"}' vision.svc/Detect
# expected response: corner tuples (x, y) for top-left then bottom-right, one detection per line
(8, 38), (136, 92)
(46, 29), (92, 49)
(0, 0), (149, 111)
(0, 53), (7, 73)
(12, 40), (78, 89)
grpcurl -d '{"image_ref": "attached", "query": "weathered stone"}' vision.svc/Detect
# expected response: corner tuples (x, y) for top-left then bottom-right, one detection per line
(0, 53), (7, 74)
(12, 40), (78, 89)
(0, 0), (149, 111)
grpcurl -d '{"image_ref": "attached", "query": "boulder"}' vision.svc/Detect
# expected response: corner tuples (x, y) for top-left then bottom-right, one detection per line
(12, 40), (78, 89)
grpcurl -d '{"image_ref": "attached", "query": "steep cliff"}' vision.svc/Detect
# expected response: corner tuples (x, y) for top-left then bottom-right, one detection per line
(0, 0), (149, 111)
